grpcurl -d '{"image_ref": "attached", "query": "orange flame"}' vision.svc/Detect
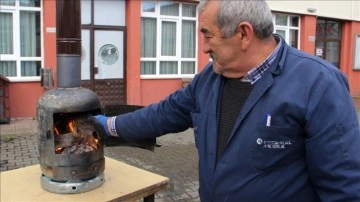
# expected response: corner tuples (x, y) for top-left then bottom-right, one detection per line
(55, 146), (64, 154)
(54, 127), (60, 135)
(68, 120), (75, 133)
(53, 118), (101, 154)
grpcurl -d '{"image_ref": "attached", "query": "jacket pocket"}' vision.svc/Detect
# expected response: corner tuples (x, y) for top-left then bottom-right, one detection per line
(250, 124), (304, 171)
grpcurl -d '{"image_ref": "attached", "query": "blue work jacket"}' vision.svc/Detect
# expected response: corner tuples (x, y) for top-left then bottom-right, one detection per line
(116, 41), (360, 201)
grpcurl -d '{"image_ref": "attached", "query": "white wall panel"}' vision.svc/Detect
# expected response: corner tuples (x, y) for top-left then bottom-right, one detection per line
(266, 1), (360, 21)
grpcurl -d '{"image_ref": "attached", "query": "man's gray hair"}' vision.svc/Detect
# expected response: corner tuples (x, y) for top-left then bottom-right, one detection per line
(198, 0), (274, 39)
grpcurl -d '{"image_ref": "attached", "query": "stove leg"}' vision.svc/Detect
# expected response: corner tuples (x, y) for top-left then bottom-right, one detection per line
(144, 194), (154, 202)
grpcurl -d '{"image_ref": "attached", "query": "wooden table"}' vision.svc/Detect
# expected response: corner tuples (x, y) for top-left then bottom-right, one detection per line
(0, 157), (169, 202)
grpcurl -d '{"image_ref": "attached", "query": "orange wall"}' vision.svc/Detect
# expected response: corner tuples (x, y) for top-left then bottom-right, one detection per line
(140, 79), (183, 104)
(9, 82), (44, 118)
(340, 21), (360, 96)
(126, 0), (142, 105)
(43, 0), (57, 87)
(300, 15), (316, 54)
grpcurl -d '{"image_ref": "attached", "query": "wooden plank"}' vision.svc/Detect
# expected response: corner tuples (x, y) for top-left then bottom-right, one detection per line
(0, 157), (169, 202)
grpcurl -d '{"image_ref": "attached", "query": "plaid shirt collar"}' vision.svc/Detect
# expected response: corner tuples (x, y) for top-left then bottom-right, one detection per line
(241, 35), (282, 84)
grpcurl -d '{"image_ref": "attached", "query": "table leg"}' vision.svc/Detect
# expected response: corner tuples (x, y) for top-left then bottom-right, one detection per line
(143, 194), (154, 202)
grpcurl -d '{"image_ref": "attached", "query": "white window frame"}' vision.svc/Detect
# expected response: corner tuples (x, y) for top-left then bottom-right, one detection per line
(140, 1), (198, 79)
(158, 18), (179, 75)
(0, 1), (43, 82)
(272, 13), (301, 49)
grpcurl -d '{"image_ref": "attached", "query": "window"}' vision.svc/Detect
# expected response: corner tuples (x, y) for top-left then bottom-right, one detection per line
(273, 13), (300, 49)
(315, 18), (342, 68)
(141, 1), (197, 78)
(0, 0), (42, 81)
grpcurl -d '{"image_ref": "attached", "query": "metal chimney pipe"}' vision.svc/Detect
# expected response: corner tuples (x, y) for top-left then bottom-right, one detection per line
(56, 0), (81, 88)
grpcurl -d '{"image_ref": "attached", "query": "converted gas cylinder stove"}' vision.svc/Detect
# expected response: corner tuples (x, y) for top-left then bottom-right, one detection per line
(37, 0), (156, 194)
(37, 89), (105, 194)
(37, 0), (105, 193)
(36, 0), (104, 194)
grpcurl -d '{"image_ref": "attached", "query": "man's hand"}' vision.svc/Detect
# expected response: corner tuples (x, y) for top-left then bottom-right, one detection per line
(90, 114), (157, 151)
(89, 115), (110, 140)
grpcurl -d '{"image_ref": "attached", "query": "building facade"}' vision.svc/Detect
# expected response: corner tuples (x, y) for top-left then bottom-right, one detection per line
(1, 0), (359, 119)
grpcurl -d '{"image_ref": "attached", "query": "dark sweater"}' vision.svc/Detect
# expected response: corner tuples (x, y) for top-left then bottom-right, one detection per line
(216, 78), (254, 163)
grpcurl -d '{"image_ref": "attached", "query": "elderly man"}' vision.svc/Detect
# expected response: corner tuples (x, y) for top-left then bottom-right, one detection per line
(94, 0), (360, 201)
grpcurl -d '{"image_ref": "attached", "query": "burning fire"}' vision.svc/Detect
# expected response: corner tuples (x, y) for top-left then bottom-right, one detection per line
(54, 117), (101, 154)
(68, 121), (75, 133)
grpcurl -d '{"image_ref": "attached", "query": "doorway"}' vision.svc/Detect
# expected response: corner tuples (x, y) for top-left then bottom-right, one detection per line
(315, 18), (342, 68)
(80, 0), (127, 107)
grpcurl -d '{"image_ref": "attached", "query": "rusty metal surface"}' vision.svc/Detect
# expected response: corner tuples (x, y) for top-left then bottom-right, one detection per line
(37, 88), (101, 113)
(37, 88), (104, 182)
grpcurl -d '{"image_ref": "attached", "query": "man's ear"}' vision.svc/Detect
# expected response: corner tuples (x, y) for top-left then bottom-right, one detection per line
(237, 22), (253, 49)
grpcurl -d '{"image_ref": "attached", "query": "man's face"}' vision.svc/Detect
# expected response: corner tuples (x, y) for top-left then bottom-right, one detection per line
(199, 1), (245, 78)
